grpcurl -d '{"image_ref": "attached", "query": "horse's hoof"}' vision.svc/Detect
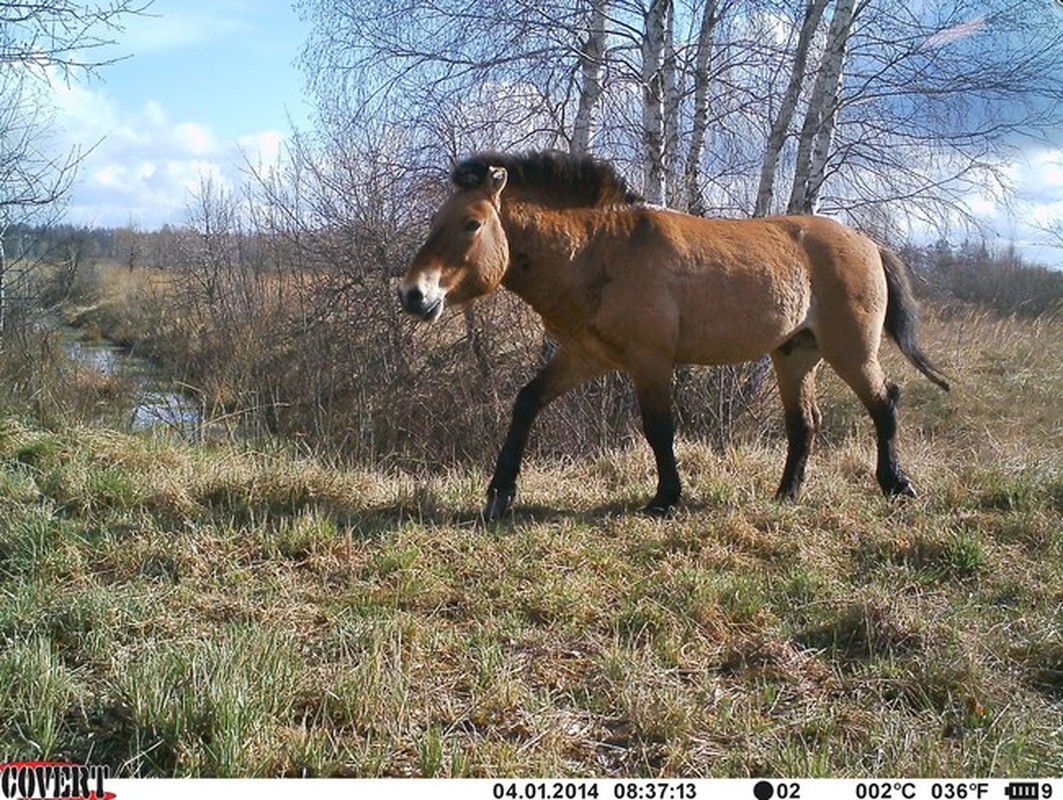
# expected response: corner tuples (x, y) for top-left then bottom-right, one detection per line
(483, 490), (514, 521)
(891, 482), (917, 499)
(881, 474), (917, 499)
(641, 499), (677, 518)
(774, 484), (802, 502)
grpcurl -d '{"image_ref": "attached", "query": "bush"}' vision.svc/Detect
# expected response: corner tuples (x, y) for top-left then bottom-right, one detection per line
(912, 242), (1063, 318)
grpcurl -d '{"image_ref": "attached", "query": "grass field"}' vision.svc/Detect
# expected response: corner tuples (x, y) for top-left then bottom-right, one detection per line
(1, 309), (1061, 777)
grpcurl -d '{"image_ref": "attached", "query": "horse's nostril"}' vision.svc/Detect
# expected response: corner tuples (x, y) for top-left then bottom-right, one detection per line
(400, 285), (425, 314)
(406, 287), (423, 306)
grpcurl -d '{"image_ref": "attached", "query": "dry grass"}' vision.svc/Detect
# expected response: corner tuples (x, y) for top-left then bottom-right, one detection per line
(51, 258), (779, 463)
(1, 306), (1061, 777)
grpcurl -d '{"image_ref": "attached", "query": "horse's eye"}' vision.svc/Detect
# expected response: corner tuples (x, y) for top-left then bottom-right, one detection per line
(463, 219), (483, 233)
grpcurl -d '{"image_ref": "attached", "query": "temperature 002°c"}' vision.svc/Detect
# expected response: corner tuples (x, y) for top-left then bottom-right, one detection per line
(856, 782), (917, 800)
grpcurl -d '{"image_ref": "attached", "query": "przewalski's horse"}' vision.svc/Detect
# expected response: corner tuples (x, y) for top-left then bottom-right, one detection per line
(399, 151), (950, 518)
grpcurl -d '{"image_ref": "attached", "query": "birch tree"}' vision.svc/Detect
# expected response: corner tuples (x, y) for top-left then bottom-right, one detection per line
(571, 0), (609, 155)
(682, 0), (721, 214)
(787, 0), (860, 214)
(661, 0), (681, 206)
(788, 0), (1063, 229)
(298, 0), (1063, 231)
(640, 0), (671, 203)
(752, 0), (830, 217)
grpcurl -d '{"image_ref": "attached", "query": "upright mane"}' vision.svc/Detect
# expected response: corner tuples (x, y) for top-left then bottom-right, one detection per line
(452, 150), (643, 209)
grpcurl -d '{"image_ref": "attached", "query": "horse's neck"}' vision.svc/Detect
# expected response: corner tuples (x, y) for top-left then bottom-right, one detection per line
(499, 202), (592, 326)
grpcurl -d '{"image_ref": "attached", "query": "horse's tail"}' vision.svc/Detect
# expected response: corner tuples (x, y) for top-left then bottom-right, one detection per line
(879, 247), (951, 392)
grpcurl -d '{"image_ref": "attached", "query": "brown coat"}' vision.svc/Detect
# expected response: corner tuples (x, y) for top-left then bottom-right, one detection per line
(400, 151), (948, 517)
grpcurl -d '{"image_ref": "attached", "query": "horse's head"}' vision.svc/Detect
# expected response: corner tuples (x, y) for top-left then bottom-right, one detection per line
(399, 165), (510, 322)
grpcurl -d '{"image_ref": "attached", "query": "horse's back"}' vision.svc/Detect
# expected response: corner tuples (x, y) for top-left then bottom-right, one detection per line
(596, 209), (885, 366)
(633, 212), (839, 361)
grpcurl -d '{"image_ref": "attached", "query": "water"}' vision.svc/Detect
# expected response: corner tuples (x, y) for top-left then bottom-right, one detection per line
(64, 335), (202, 438)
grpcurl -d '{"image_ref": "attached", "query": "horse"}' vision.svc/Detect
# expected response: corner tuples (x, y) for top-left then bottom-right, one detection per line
(399, 150), (950, 519)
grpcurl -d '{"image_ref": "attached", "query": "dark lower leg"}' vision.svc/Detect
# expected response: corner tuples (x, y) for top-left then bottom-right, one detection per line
(869, 382), (915, 497)
(640, 405), (681, 514)
(776, 408), (816, 501)
(485, 376), (545, 518)
(770, 349), (821, 502)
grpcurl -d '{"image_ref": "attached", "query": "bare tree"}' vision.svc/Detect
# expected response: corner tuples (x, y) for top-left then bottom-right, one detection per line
(640, 0), (671, 203)
(0, 1), (150, 79)
(682, 0), (722, 214)
(661, 0), (682, 206)
(299, 0), (587, 158)
(787, 0), (860, 214)
(0, 70), (77, 329)
(781, 0), (1063, 228)
(571, 0), (609, 155)
(0, 0), (150, 331)
(753, 0), (830, 216)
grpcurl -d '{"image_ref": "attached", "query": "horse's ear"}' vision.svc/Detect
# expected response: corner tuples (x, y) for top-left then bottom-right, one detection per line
(487, 167), (508, 202)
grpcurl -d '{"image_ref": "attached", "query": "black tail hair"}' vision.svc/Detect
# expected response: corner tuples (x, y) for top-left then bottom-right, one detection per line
(880, 247), (951, 392)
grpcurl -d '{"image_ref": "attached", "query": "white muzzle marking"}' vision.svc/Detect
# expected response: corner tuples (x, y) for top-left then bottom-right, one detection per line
(400, 270), (446, 321)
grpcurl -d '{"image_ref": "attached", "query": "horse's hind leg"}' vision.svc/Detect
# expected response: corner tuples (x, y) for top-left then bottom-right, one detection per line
(828, 355), (916, 498)
(485, 348), (605, 519)
(771, 334), (822, 501)
(866, 379), (915, 497)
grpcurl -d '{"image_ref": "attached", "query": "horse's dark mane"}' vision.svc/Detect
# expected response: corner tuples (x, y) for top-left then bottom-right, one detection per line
(452, 150), (643, 209)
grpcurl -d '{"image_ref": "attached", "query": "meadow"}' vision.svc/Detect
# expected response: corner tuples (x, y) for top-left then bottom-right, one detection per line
(1, 289), (1061, 776)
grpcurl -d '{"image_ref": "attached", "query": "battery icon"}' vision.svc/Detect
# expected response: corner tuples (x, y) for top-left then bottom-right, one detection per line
(1005, 784), (1041, 800)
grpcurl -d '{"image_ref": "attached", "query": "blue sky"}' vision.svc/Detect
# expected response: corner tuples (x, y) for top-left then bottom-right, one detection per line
(53, 0), (312, 229)
(50, 0), (1062, 266)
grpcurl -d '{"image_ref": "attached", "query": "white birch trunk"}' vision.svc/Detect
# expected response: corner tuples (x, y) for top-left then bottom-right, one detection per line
(641, 0), (670, 204)
(753, 0), (831, 217)
(662, 0), (681, 207)
(787, 0), (858, 215)
(571, 0), (608, 156)
(683, 0), (719, 215)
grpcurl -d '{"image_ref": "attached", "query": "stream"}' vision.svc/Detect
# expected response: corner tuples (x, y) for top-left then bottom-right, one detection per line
(61, 329), (203, 438)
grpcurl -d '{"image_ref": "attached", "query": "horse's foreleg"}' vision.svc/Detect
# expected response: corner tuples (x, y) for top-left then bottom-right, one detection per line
(485, 349), (604, 520)
(633, 365), (681, 515)
(771, 339), (822, 501)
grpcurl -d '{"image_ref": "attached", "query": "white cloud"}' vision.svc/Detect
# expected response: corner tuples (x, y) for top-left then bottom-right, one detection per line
(922, 17), (988, 50)
(237, 130), (285, 169)
(172, 121), (219, 156)
(1011, 149), (1063, 264)
(49, 81), (288, 229)
(947, 147), (1063, 265)
(1020, 148), (1063, 195)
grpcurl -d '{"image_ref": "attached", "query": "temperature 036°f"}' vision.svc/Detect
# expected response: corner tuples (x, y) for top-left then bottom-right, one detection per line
(931, 783), (990, 800)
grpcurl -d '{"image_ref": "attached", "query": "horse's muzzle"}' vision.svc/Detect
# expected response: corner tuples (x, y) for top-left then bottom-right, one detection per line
(398, 284), (444, 322)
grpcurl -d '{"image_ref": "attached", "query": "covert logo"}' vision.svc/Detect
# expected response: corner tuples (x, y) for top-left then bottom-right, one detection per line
(0, 762), (113, 800)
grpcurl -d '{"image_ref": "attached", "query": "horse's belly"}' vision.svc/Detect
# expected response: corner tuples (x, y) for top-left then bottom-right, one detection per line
(671, 261), (811, 365)
(674, 330), (784, 366)
(673, 294), (808, 365)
